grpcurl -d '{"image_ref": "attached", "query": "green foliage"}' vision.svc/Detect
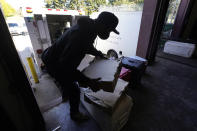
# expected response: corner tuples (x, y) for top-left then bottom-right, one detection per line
(84, 0), (106, 15)
(45, 0), (106, 15)
(66, 0), (106, 15)
(68, 0), (81, 10)
(45, 0), (66, 9)
(166, 0), (181, 23)
(0, 0), (16, 17)
(108, 0), (143, 6)
(44, 0), (144, 15)
(116, 0), (143, 5)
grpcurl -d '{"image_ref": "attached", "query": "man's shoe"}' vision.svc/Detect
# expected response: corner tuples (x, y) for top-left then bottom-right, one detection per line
(70, 112), (89, 122)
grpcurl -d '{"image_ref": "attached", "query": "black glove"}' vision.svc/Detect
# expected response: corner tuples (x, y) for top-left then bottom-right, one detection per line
(87, 77), (101, 92)
(79, 77), (101, 92)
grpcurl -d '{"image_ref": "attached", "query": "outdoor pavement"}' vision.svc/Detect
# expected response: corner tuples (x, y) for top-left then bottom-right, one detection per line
(32, 73), (62, 113)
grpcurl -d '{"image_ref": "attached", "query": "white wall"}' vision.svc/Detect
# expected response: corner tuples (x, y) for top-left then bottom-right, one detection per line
(91, 11), (142, 57)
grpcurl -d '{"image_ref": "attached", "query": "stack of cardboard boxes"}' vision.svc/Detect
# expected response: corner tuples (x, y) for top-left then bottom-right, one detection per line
(79, 56), (133, 131)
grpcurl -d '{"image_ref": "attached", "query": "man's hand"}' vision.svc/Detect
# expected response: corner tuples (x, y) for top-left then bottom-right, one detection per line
(88, 78), (101, 92)
(101, 55), (109, 60)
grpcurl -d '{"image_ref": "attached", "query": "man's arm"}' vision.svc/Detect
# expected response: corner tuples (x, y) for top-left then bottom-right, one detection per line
(86, 44), (104, 57)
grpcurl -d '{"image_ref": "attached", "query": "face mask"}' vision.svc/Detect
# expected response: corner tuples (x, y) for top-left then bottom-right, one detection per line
(98, 31), (110, 40)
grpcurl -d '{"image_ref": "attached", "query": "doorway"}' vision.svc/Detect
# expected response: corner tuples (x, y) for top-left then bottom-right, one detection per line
(2, 8), (62, 113)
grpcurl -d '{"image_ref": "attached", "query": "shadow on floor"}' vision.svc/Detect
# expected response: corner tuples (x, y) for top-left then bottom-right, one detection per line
(123, 57), (197, 131)
(43, 102), (101, 131)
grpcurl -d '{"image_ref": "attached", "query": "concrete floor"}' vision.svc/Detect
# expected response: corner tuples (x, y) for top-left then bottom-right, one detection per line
(33, 73), (62, 112)
(157, 49), (197, 68)
(43, 57), (197, 131)
(43, 102), (101, 131)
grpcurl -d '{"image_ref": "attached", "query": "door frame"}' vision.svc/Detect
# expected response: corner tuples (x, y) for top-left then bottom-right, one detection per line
(0, 8), (45, 130)
(136, 0), (170, 63)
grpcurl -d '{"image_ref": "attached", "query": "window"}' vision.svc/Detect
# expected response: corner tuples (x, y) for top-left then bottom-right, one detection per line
(8, 23), (19, 27)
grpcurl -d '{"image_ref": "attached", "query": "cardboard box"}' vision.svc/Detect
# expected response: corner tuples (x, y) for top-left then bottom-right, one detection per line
(84, 78), (128, 114)
(82, 59), (121, 92)
(81, 90), (133, 131)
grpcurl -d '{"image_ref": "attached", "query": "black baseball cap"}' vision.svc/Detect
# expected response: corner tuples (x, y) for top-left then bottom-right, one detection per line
(96, 12), (119, 35)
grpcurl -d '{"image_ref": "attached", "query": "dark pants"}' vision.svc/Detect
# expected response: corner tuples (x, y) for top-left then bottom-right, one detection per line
(46, 65), (80, 114)
(57, 77), (80, 114)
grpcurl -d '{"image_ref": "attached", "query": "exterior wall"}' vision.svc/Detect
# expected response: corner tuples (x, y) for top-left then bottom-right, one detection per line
(91, 11), (142, 57)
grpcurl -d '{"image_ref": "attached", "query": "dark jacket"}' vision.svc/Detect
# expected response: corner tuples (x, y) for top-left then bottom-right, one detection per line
(42, 17), (102, 81)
